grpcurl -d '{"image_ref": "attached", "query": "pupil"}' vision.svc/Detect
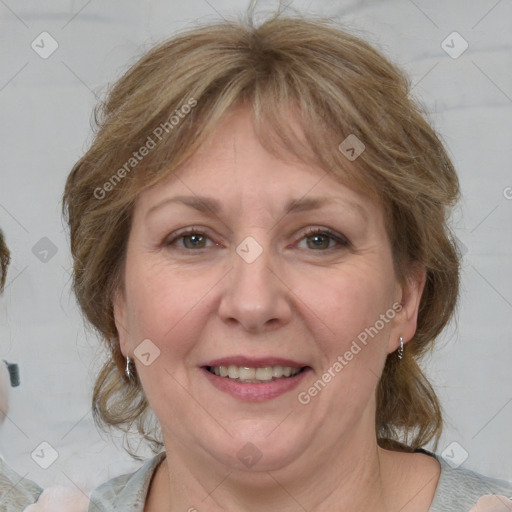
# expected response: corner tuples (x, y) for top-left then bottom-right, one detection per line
(187, 234), (204, 247)
(310, 235), (327, 249)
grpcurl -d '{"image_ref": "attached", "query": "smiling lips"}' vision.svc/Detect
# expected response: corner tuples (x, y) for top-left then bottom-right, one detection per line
(202, 357), (310, 401)
(207, 364), (302, 382)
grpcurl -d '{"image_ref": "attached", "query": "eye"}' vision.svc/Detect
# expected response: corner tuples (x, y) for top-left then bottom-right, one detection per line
(163, 228), (218, 250)
(297, 227), (350, 251)
(163, 226), (350, 252)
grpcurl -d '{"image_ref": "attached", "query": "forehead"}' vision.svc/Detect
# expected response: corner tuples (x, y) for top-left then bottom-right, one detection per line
(135, 107), (378, 221)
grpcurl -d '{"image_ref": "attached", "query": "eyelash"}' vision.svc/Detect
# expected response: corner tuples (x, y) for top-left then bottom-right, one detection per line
(300, 227), (350, 250)
(163, 226), (350, 252)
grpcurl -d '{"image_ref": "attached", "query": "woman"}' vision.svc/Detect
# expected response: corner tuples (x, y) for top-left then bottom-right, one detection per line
(63, 13), (512, 512)
(0, 231), (89, 511)
(0, 230), (43, 510)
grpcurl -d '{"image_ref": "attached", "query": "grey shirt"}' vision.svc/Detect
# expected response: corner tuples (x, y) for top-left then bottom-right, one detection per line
(0, 458), (43, 512)
(88, 451), (512, 511)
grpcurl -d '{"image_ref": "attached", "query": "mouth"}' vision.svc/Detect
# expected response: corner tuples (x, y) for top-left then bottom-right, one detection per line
(201, 357), (311, 401)
(205, 364), (307, 383)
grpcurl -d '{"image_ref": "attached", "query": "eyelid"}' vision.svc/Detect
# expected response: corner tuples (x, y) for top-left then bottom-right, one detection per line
(295, 226), (351, 250)
(163, 226), (221, 248)
(163, 225), (350, 252)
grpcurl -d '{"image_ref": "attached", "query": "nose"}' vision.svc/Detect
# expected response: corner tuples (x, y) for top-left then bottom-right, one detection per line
(217, 237), (292, 333)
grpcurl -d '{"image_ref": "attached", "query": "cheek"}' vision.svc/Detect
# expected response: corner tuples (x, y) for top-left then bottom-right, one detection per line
(295, 271), (393, 429)
(313, 267), (395, 407)
(294, 262), (395, 345)
(123, 263), (205, 416)
(123, 261), (190, 348)
(123, 258), (221, 368)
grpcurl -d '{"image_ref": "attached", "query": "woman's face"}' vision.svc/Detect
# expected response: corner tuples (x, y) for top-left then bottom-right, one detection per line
(114, 107), (424, 474)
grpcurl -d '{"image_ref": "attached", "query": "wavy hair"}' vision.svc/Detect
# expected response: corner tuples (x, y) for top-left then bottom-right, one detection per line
(63, 12), (460, 454)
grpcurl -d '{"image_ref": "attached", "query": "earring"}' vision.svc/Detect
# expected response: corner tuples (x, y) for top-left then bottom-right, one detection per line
(125, 356), (133, 380)
(398, 337), (404, 360)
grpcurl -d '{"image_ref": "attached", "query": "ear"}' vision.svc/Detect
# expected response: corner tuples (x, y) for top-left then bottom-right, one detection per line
(388, 263), (426, 354)
(113, 287), (131, 357)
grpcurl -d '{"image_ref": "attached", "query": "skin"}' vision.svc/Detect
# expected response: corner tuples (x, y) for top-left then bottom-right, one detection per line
(114, 106), (440, 511)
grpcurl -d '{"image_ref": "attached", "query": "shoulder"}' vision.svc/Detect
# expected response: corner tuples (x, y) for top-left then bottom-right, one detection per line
(88, 452), (165, 512)
(0, 457), (43, 511)
(430, 454), (512, 512)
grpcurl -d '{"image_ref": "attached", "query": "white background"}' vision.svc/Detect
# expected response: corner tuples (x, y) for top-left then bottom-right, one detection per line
(0, 0), (511, 494)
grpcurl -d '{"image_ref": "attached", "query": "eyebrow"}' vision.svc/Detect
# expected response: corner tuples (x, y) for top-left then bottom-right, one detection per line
(146, 195), (368, 222)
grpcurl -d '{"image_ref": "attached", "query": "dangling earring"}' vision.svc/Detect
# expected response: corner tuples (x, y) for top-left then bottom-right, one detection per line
(125, 356), (133, 381)
(398, 337), (404, 360)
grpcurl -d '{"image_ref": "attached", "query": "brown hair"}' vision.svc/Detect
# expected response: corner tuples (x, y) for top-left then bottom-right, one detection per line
(0, 230), (10, 292)
(63, 12), (460, 454)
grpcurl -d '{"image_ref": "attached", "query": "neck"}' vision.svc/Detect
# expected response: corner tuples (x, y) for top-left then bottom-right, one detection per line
(153, 422), (402, 511)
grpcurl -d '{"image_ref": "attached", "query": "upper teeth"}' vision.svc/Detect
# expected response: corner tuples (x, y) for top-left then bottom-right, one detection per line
(209, 365), (301, 382)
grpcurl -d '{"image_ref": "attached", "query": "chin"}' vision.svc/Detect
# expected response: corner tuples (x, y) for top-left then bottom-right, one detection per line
(208, 422), (312, 474)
